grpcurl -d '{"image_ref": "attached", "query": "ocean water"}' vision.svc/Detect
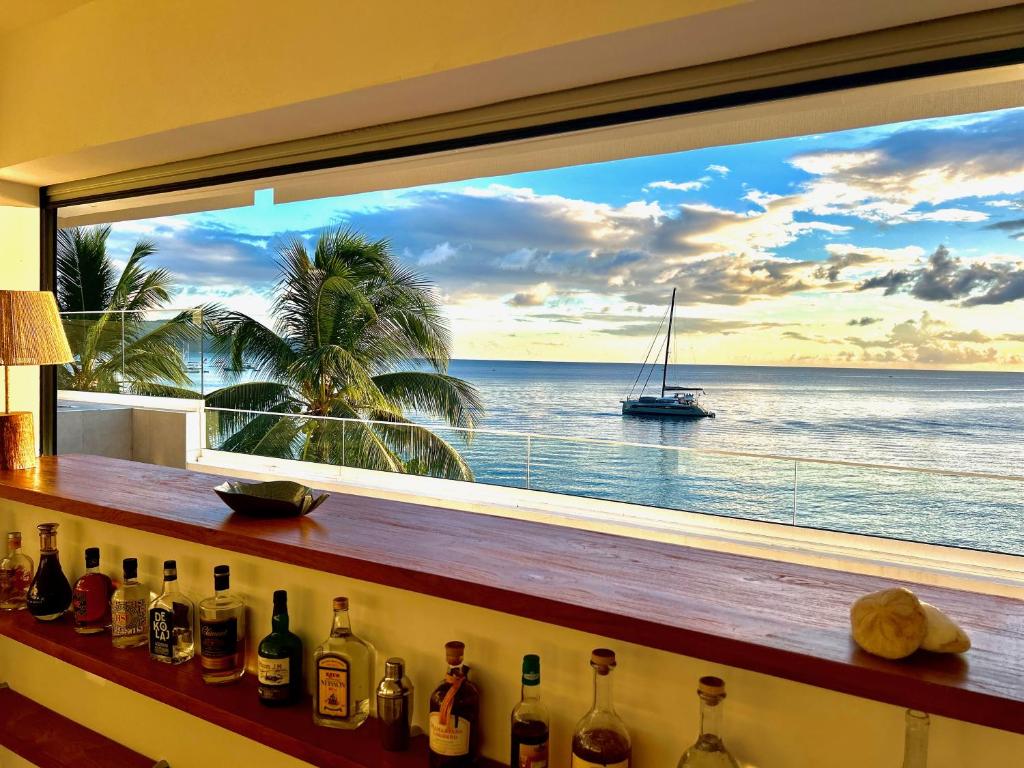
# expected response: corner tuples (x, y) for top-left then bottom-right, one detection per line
(198, 360), (1024, 554)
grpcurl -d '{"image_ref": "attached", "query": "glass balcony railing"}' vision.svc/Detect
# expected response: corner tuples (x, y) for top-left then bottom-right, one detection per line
(203, 406), (1024, 556)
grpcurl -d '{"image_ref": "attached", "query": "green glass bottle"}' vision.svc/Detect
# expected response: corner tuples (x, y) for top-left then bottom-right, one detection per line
(257, 590), (304, 706)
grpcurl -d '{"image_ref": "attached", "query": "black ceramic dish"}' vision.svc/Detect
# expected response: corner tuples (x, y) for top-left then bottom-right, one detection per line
(213, 480), (330, 518)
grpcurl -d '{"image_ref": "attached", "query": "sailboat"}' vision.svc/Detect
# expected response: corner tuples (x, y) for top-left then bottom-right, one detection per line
(621, 288), (715, 418)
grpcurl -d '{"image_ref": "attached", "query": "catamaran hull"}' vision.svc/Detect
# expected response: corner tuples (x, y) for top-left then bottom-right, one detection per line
(621, 401), (715, 418)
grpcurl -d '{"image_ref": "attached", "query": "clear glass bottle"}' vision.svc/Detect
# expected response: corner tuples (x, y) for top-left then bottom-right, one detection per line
(72, 547), (113, 634)
(429, 640), (481, 768)
(901, 710), (929, 768)
(571, 649), (631, 768)
(512, 654), (549, 768)
(149, 560), (195, 664)
(0, 531), (34, 611)
(111, 557), (148, 648)
(313, 596), (373, 729)
(677, 677), (741, 767)
(26, 523), (72, 621)
(257, 589), (303, 706)
(198, 564), (246, 684)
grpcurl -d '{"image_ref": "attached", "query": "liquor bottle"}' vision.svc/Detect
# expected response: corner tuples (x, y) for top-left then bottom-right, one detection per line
(198, 564), (246, 684)
(428, 640), (481, 768)
(25, 523), (72, 621)
(257, 589), (303, 706)
(111, 557), (148, 648)
(377, 657), (413, 751)
(71, 547), (113, 634)
(511, 654), (549, 768)
(901, 710), (929, 768)
(313, 596), (373, 729)
(149, 560), (195, 664)
(0, 531), (34, 611)
(677, 677), (740, 767)
(571, 649), (631, 768)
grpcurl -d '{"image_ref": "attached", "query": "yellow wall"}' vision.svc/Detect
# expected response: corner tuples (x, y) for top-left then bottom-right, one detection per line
(0, 200), (40, 434)
(0, 0), (736, 172)
(1, 498), (1021, 768)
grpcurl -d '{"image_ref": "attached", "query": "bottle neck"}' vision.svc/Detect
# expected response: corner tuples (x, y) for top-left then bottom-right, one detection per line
(6, 539), (19, 556)
(592, 668), (615, 713)
(902, 712), (929, 768)
(521, 681), (541, 702)
(272, 608), (289, 633)
(163, 577), (180, 595)
(698, 696), (725, 742)
(330, 608), (352, 636)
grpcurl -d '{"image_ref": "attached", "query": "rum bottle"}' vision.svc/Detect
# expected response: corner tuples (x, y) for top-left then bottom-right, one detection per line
(71, 547), (113, 634)
(511, 654), (549, 768)
(149, 560), (195, 664)
(26, 523), (72, 621)
(198, 564), (246, 684)
(313, 596), (373, 729)
(257, 589), (303, 706)
(571, 649), (631, 768)
(111, 557), (148, 648)
(677, 677), (740, 767)
(0, 531), (34, 611)
(901, 710), (929, 768)
(428, 640), (481, 768)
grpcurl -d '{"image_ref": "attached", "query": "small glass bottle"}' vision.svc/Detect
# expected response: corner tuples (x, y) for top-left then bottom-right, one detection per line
(571, 649), (631, 768)
(677, 677), (740, 767)
(26, 523), (72, 621)
(198, 564), (246, 684)
(512, 654), (550, 768)
(149, 560), (195, 664)
(428, 640), (481, 768)
(377, 657), (414, 752)
(111, 557), (148, 648)
(257, 589), (303, 706)
(0, 531), (34, 611)
(313, 596), (373, 729)
(72, 547), (113, 634)
(901, 710), (929, 768)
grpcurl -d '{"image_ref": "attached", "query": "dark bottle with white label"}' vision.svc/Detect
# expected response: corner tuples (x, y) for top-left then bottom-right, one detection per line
(257, 589), (303, 706)
(149, 560), (194, 664)
(198, 564), (245, 684)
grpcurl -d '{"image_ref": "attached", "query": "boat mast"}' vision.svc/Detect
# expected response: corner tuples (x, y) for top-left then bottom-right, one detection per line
(662, 287), (675, 397)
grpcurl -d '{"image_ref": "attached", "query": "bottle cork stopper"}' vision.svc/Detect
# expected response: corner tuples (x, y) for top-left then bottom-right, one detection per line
(591, 648), (617, 669)
(333, 596), (349, 611)
(698, 676), (726, 697)
(445, 640), (466, 664)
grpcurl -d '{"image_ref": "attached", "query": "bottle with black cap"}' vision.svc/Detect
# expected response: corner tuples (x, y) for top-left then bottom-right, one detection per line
(198, 564), (246, 684)
(257, 589), (303, 705)
(71, 547), (112, 635)
(111, 557), (148, 649)
(149, 559), (195, 664)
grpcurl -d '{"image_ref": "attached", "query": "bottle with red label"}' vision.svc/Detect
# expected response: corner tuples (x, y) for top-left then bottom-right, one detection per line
(428, 640), (480, 768)
(571, 649), (631, 768)
(511, 654), (549, 768)
(0, 531), (34, 611)
(71, 547), (113, 634)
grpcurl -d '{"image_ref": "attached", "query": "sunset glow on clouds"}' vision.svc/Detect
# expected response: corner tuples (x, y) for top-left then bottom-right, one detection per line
(104, 106), (1024, 370)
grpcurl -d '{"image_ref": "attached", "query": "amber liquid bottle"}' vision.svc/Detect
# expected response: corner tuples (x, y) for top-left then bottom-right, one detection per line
(428, 641), (481, 768)
(571, 649), (631, 768)
(71, 547), (113, 634)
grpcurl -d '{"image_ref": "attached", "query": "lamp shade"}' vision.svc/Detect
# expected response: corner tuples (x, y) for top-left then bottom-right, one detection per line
(0, 290), (73, 367)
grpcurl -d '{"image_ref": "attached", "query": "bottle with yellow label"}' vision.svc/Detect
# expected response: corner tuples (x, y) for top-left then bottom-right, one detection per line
(312, 596), (372, 729)
(429, 641), (481, 767)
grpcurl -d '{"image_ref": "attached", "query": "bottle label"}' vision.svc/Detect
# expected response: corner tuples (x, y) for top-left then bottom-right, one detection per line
(429, 712), (471, 757)
(317, 654), (349, 718)
(111, 598), (146, 637)
(571, 758), (628, 768)
(200, 617), (238, 670)
(515, 740), (549, 768)
(258, 656), (290, 686)
(150, 607), (173, 658)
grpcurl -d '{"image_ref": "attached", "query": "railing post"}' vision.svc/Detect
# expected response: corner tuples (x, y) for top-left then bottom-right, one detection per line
(120, 311), (126, 387)
(199, 306), (205, 396)
(526, 435), (532, 489)
(792, 460), (798, 526)
(341, 420), (346, 467)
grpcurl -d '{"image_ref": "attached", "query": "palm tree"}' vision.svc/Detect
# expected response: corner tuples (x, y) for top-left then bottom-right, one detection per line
(206, 228), (483, 481)
(57, 225), (203, 398)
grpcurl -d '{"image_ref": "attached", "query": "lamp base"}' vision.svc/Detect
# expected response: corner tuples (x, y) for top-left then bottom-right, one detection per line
(0, 412), (36, 471)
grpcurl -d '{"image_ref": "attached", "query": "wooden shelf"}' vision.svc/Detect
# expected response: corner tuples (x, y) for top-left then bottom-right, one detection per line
(0, 610), (498, 768)
(1, 455), (1024, 735)
(0, 683), (159, 768)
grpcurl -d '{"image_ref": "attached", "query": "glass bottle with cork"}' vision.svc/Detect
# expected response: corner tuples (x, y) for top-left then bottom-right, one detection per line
(149, 559), (195, 664)
(0, 531), (34, 611)
(257, 589), (303, 706)
(71, 547), (113, 634)
(428, 640), (481, 768)
(511, 653), (549, 768)
(901, 710), (929, 768)
(571, 648), (631, 768)
(198, 564), (246, 684)
(313, 596), (373, 729)
(677, 676), (741, 767)
(26, 523), (72, 621)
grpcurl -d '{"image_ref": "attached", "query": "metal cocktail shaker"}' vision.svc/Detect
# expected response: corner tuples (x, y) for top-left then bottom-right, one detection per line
(376, 656), (413, 751)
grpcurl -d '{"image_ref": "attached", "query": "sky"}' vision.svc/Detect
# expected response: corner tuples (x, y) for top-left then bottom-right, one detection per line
(103, 105), (1024, 370)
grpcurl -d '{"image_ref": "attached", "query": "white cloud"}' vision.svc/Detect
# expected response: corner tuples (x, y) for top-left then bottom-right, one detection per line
(646, 179), (705, 192)
(706, 164), (730, 176)
(417, 241), (457, 265)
